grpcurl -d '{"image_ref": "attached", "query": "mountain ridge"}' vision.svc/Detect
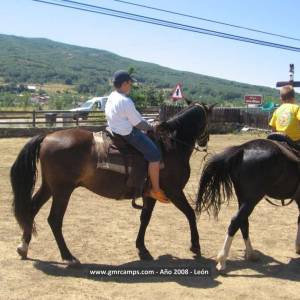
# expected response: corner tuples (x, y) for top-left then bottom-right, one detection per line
(0, 33), (280, 104)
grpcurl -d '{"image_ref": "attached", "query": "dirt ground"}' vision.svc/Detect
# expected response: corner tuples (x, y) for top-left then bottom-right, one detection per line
(0, 133), (299, 300)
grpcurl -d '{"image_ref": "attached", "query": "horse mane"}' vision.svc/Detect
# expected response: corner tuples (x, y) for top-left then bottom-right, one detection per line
(166, 103), (206, 131)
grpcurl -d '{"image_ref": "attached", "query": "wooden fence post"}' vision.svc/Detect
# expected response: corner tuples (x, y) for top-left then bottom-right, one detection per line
(32, 110), (36, 128)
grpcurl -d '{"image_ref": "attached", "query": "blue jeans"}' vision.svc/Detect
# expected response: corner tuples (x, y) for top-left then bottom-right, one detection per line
(122, 127), (161, 162)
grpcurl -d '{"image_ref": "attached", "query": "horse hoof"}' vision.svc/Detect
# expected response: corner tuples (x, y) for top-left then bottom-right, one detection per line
(216, 261), (226, 272)
(190, 246), (201, 256)
(63, 258), (81, 267)
(216, 252), (227, 272)
(138, 249), (154, 261)
(17, 242), (28, 259)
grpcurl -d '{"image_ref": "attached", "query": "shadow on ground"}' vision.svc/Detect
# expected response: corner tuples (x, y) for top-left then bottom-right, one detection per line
(32, 254), (221, 288)
(221, 250), (300, 282)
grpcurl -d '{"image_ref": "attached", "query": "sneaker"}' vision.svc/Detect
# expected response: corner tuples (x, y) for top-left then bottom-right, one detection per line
(148, 189), (171, 203)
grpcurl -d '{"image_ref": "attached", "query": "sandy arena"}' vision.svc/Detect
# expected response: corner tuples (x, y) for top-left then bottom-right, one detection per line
(0, 133), (299, 300)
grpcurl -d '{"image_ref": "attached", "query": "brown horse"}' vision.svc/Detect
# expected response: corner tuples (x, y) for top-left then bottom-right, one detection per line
(11, 103), (213, 265)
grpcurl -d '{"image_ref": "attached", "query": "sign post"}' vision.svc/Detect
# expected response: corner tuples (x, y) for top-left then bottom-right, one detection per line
(171, 83), (184, 104)
(244, 95), (263, 105)
(244, 95), (263, 127)
(276, 64), (300, 87)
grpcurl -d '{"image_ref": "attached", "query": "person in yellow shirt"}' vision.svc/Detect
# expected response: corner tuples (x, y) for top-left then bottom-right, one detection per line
(269, 85), (300, 143)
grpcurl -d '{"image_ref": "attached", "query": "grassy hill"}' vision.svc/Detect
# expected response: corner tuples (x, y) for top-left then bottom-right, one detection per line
(0, 34), (281, 105)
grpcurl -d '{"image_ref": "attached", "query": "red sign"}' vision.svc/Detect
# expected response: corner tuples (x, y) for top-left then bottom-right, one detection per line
(171, 83), (184, 101)
(244, 95), (263, 105)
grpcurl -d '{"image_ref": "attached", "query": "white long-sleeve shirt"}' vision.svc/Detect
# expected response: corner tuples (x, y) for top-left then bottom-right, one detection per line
(105, 91), (143, 135)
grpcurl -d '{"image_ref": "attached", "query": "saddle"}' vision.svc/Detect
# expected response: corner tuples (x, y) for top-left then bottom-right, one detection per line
(267, 133), (300, 160)
(267, 133), (300, 206)
(93, 129), (148, 199)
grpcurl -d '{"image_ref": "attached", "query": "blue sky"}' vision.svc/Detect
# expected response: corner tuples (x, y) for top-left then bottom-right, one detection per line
(1, 0), (300, 89)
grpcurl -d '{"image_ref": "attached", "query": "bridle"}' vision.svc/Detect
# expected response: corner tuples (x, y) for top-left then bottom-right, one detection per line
(170, 104), (209, 152)
(170, 136), (206, 152)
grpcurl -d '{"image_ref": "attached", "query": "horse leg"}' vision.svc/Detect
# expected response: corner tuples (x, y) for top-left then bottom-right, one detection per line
(239, 218), (259, 261)
(47, 188), (79, 266)
(17, 183), (51, 259)
(136, 197), (156, 260)
(296, 214), (300, 255)
(295, 199), (300, 254)
(171, 191), (201, 256)
(237, 196), (258, 262)
(217, 201), (257, 271)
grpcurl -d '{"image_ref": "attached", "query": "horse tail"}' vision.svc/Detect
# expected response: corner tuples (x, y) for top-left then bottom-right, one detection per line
(195, 146), (243, 218)
(10, 135), (46, 233)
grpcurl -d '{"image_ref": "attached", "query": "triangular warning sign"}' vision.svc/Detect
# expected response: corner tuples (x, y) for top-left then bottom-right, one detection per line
(171, 83), (184, 100)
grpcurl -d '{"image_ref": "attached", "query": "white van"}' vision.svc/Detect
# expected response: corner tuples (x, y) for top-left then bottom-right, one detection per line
(70, 96), (108, 119)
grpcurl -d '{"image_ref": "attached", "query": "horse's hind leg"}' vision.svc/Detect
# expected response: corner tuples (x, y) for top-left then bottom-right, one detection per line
(47, 187), (79, 266)
(217, 200), (258, 271)
(238, 196), (258, 261)
(136, 197), (156, 260)
(240, 218), (259, 261)
(17, 182), (51, 259)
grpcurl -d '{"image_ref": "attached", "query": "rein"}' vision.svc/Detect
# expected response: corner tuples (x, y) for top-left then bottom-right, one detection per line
(170, 136), (207, 152)
(156, 103), (210, 154)
(264, 197), (294, 207)
(169, 104), (209, 153)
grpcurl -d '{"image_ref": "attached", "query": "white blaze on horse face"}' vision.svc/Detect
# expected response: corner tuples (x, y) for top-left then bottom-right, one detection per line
(216, 235), (233, 271)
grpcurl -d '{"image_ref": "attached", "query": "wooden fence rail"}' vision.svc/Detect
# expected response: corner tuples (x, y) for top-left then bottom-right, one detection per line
(159, 105), (272, 130)
(0, 106), (272, 131)
(0, 110), (106, 128)
(0, 107), (159, 128)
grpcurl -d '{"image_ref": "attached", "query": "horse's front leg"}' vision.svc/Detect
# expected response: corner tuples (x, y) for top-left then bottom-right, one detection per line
(136, 196), (156, 260)
(295, 199), (300, 254)
(292, 190), (300, 254)
(296, 214), (300, 254)
(171, 190), (201, 256)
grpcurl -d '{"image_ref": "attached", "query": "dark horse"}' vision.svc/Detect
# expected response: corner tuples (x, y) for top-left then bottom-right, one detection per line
(196, 138), (300, 271)
(11, 103), (213, 265)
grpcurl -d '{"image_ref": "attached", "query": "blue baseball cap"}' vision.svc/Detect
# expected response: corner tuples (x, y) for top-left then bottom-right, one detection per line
(112, 70), (136, 86)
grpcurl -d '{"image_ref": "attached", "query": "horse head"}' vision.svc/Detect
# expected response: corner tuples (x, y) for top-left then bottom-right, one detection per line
(157, 102), (217, 151)
(195, 102), (217, 147)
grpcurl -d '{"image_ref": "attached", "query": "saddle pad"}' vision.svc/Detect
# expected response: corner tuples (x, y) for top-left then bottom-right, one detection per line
(93, 131), (127, 174)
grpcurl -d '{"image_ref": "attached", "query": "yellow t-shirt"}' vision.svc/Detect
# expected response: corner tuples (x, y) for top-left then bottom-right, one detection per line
(269, 103), (300, 141)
